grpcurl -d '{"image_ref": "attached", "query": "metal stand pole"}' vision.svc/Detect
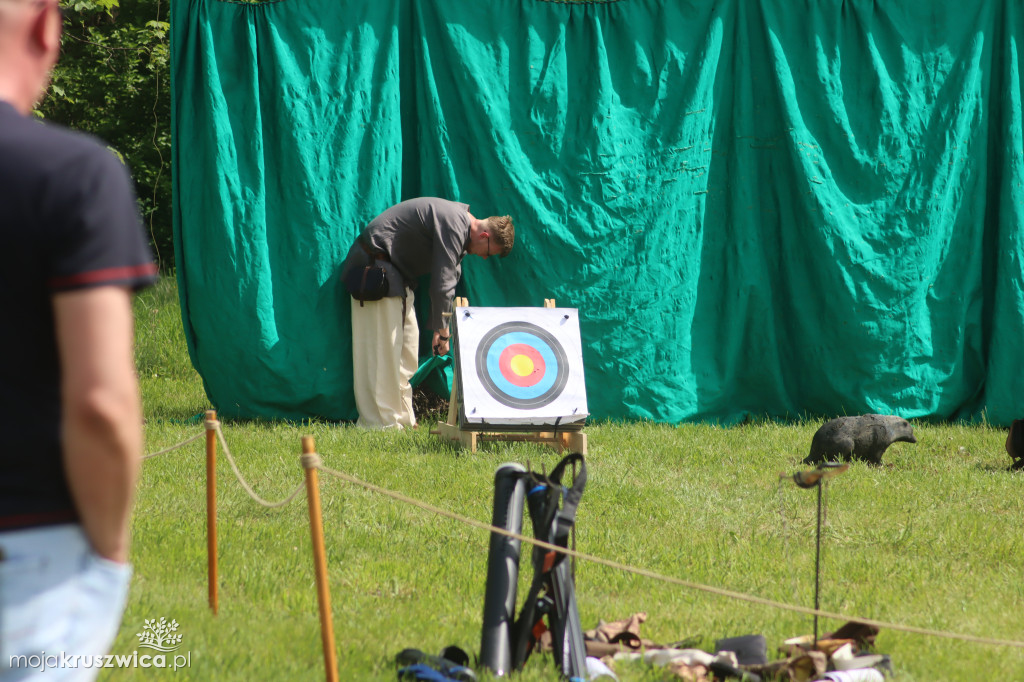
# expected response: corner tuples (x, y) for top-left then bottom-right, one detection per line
(814, 480), (823, 644)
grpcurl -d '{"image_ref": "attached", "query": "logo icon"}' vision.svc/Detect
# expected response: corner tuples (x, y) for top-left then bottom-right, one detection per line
(136, 618), (183, 652)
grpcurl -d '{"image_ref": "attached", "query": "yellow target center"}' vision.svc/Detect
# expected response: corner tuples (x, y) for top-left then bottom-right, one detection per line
(510, 354), (535, 377)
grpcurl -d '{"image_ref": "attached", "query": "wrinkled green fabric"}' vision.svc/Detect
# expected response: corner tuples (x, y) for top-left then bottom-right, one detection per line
(172, 0), (402, 420)
(172, 0), (1024, 425)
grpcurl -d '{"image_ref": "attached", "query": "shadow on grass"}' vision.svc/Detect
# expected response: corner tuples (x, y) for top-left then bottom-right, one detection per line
(974, 462), (1019, 473)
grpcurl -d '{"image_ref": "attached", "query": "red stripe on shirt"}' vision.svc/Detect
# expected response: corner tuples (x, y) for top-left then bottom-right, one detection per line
(48, 263), (158, 289)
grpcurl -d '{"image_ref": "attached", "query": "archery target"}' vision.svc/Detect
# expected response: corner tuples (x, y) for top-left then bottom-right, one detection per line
(476, 322), (568, 409)
(454, 307), (588, 425)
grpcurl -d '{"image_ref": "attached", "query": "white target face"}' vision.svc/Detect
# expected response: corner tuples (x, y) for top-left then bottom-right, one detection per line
(454, 307), (588, 426)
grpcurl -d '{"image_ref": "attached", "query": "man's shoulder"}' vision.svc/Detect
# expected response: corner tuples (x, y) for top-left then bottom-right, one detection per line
(399, 197), (469, 213)
(0, 106), (123, 178)
(369, 198), (469, 233)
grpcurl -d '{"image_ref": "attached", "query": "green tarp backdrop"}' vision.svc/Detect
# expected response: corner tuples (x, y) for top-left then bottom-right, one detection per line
(171, 0), (1024, 425)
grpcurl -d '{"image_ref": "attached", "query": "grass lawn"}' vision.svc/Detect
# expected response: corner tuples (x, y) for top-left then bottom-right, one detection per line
(104, 277), (1024, 681)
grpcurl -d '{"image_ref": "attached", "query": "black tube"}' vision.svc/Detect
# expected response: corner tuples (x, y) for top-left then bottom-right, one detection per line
(479, 463), (527, 676)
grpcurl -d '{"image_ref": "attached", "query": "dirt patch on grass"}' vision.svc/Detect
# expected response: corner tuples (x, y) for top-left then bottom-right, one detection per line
(413, 387), (449, 424)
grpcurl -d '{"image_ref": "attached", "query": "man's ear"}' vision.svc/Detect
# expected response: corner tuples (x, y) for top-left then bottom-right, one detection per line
(30, 3), (62, 58)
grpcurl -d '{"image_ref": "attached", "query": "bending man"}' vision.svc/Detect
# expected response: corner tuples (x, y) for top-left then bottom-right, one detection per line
(341, 197), (514, 429)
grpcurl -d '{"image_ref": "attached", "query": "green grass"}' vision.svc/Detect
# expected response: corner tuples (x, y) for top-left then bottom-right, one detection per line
(105, 277), (1024, 681)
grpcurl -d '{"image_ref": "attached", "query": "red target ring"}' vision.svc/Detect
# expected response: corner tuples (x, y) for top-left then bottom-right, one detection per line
(498, 343), (546, 387)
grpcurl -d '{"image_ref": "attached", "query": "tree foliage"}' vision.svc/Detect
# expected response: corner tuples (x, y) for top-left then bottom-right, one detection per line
(41, 0), (173, 270)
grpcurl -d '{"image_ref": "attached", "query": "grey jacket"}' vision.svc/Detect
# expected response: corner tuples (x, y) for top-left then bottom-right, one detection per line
(342, 198), (471, 330)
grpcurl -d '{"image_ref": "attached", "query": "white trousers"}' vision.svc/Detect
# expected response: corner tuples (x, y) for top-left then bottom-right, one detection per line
(0, 524), (131, 681)
(351, 289), (418, 429)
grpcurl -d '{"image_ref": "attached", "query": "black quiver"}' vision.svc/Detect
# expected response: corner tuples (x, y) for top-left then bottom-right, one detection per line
(508, 453), (587, 679)
(479, 463), (528, 676)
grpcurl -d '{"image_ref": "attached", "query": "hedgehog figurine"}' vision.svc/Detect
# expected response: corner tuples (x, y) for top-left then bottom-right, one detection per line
(802, 414), (917, 466)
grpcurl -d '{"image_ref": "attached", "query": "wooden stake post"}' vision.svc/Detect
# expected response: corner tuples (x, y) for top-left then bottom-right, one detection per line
(301, 436), (339, 682)
(205, 410), (218, 615)
(432, 298), (588, 454)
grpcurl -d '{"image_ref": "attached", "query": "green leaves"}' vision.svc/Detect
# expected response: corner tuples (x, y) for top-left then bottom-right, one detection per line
(44, 0), (172, 269)
(68, 0), (113, 14)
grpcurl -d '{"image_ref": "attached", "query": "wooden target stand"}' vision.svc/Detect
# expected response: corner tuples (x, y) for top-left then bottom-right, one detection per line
(431, 297), (588, 455)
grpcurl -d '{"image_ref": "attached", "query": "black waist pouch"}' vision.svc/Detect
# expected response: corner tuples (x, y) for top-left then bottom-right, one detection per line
(343, 264), (389, 304)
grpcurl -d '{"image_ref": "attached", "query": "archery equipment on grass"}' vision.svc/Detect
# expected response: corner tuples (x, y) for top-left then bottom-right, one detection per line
(480, 454), (588, 680)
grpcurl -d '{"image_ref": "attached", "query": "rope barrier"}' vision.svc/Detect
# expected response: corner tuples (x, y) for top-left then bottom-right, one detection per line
(142, 421), (305, 508)
(141, 432), (203, 459)
(141, 420), (1024, 651)
(211, 420), (306, 508)
(314, 461), (1024, 651)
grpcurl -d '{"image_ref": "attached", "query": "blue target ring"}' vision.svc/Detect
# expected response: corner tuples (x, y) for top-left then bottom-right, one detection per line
(475, 321), (569, 409)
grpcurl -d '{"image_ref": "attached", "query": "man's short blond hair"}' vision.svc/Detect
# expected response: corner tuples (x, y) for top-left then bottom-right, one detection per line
(484, 215), (514, 257)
